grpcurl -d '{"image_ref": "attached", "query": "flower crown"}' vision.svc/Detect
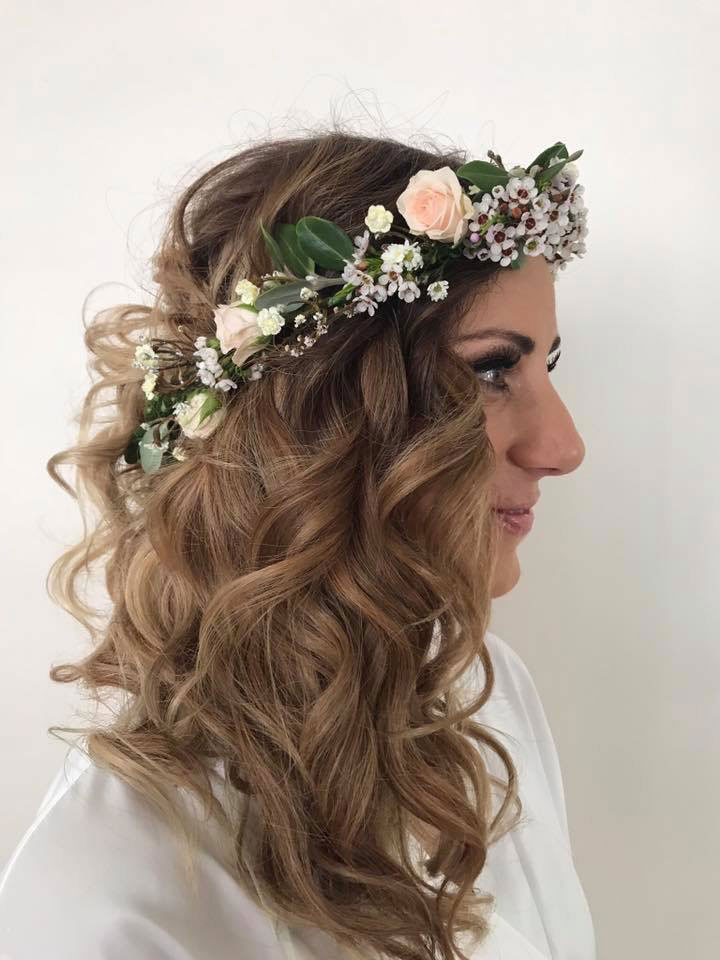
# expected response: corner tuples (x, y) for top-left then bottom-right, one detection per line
(125, 140), (587, 473)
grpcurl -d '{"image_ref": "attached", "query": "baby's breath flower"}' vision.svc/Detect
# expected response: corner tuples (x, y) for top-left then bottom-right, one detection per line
(133, 343), (159, 370)
(141, 372), (158, 399)
(257, 306), (285, 336)
(234, 278), (261, 305)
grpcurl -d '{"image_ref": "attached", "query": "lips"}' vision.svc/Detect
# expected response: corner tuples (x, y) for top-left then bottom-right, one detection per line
(493, 508), (535, 535)
(494, 498), (539, 511)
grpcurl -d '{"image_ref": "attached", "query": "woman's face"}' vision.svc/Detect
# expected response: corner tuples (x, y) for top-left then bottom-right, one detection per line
(451, 255), (586, 599)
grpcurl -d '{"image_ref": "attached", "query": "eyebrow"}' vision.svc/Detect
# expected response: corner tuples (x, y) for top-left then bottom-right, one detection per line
(453, 327), (561, 355)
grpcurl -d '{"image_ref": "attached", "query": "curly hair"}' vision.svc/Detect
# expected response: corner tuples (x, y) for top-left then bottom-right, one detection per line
(45, 122), (524, 960)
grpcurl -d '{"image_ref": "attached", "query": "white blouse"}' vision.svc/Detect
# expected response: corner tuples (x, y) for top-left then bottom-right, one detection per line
(0, 630), (597, 959)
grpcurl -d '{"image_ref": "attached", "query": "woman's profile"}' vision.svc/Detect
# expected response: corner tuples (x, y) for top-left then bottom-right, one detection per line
(0, 125), (595, 960)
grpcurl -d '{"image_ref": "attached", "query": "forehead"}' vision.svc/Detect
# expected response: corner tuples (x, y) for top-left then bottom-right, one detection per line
(455, 255), (557, 341)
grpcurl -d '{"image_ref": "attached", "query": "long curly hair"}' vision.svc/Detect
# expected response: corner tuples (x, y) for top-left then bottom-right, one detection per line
(45, 123), (524, 960)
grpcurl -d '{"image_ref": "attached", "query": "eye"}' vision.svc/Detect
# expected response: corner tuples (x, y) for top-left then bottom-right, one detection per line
(470, 345), (562, 393)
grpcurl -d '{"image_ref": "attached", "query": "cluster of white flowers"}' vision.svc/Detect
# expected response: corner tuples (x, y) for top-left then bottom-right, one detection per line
(128, 147), (588, 473)
(341, 225), (434, 317)
(462, 160), (588, 272)
(192, 336), (238, 392)
(131, 335), (162, 400)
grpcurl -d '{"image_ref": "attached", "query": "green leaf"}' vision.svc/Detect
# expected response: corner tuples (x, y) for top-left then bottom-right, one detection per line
(139, 422), (170, 474)
(123, 438), (139, 465)
(295, 216), (354, 271)
(527, 142), (568, 172)
(255, 280), (312, 311)
(195, 390), (222, 428)
(277, 300), (307, 314)
(259, 221), (285, 272)
(327, 282), (357, 307)
(455, 160), (510, 192)
(535, 153), (582, 188)
(275, 223), (315, 279)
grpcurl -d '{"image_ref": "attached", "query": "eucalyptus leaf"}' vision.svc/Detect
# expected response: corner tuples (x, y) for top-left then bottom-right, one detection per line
(275, 223), (315, 279)
(295, 217), (354, 271)
(139, 423), (169, 474)
(255, 281), (312, 310)
(259, 221), (285, 272)
(277, 300), (307, 314)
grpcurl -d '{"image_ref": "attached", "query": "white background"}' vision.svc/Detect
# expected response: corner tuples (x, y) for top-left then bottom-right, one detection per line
(2, 1), (718, 956)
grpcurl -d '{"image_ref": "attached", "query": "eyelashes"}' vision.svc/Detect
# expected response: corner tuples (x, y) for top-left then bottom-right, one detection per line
(469, 345), (561, 393)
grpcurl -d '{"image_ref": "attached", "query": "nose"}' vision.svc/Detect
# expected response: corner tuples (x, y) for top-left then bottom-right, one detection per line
(508, 383), (586, 477)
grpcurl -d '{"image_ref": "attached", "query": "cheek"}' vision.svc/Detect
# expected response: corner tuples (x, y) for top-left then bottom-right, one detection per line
(483, 409), (508, 457)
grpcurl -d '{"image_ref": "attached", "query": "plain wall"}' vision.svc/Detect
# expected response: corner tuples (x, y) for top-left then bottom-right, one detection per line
(2, 1), (718, 956)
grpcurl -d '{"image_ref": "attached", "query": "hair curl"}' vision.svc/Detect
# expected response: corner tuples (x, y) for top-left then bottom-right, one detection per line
(46, 122), (525, 960)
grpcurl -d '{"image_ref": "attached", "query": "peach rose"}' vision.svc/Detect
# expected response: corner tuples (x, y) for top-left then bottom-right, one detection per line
(213, 304), (266, 368)
(396, 166), (474, 244)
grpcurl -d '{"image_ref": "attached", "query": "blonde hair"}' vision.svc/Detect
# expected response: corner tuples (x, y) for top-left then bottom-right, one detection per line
(46, 123), (523, 960)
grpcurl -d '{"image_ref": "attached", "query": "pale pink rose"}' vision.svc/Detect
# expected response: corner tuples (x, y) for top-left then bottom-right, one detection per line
(213, 304), (266, 368)
(396, 166), (474, 244)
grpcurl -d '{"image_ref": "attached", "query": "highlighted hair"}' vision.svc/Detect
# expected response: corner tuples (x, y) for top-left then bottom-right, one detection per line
(46, 123), (522, 960)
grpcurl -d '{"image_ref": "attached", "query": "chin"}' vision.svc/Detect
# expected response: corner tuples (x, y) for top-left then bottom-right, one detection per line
(491, 549), (522, 599)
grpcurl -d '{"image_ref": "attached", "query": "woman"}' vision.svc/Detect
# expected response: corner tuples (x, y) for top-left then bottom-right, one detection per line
(0, 128), (595, 959)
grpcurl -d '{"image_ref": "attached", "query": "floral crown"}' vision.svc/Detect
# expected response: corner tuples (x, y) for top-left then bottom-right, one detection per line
(125, 140), (587, 473)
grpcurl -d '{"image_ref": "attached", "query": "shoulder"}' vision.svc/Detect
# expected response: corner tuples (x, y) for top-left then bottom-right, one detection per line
(477, 630), (571, 842)
(0, 742), (280, 959)
(484, 629), (536, 690)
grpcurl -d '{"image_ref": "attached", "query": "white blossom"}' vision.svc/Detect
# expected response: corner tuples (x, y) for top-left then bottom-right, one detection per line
(193, 342), (224, 387)
(352, 295), (378, 316)
(141, 372), (158, 399)
(397, 278), (421, 303)
(551, 160), (580, 191)
(132, 342), (159, 370)
(427, 280), (449, 301)
(352, 229), (370, 258)
(256, 306), (285, 336)
(472, 194), (495, 216)
(380, 240), (423, 273)
(523, 236), (546, 257)
(376, 269), (400, 296)
(234, 278), (261, 305)
(507, 175), (538, 205)
(365, 204), (393, 234)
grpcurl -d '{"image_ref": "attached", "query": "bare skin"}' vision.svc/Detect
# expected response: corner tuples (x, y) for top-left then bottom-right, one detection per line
(451, 255), (586, 598)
